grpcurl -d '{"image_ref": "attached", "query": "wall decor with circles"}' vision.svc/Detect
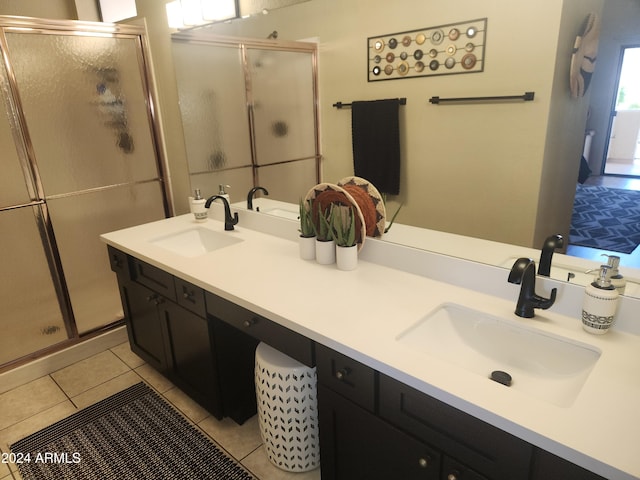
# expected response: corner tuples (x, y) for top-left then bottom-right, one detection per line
(368, 18), (487, 82)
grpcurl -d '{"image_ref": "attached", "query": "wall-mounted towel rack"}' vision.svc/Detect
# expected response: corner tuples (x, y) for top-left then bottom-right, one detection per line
(428, 92), (535, 104)
(333, 98), (407, 109)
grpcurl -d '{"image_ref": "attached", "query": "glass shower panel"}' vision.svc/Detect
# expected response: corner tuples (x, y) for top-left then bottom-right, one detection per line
(172, 41), (252, 173)
(5, 32), (159, 196)
(0, 207), (67, 365)
(247, 48), (316, 165)
(0, 52), (32, 208)
(257, 159), (318, 203)
(190, 166), (254, 202)
(47, 182), (166, 334)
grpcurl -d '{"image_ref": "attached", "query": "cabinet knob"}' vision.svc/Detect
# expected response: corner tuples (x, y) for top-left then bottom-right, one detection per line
(418, 457), (429, 468)
(243, 318), (257, 328)
(335, 368), (350, 380)
(447, 472), (459, 480)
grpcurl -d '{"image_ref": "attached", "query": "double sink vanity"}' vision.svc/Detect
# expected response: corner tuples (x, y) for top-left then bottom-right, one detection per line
(101, 201), (640, 480)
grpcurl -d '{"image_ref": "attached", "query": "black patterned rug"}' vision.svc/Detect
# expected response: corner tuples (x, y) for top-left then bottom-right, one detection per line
(570, 184), (640, 254)
(10, 382), (255, 480)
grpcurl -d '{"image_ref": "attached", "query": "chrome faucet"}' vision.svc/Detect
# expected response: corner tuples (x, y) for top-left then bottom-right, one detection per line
(247, 186), (269, 210)
(508, 257), (557, 318)
(205, 195), (239, 230)
(538, 234), (564, 277)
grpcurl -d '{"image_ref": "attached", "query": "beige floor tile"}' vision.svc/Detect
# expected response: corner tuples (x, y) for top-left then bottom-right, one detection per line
(0, 455), (11, 479)
(0, 401), (76, 473)
(198, 414), (262, 461)
(242, 445), (321, 480)
(110, 342), (145, 369)
(134, 364), (174, 393)
(71, 371), (144, 410)
(162, 387), (210, 424)
(0, 376), (67, 431)
(50, 350), (130, 398)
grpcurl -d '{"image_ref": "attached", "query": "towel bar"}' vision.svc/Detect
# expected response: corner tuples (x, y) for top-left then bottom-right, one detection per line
(429, 92), (535, 104)
(333, 98), (406, 109)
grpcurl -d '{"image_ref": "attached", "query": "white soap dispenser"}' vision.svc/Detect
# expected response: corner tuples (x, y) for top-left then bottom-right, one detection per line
(191, 189), (208, 222)
(582, 264), (619, 335)
(218, 184), (230, 203)
(602, 254), (626, 295)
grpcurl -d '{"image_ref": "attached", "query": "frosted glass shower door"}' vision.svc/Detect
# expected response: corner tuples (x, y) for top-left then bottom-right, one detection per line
(172, 40), (253, 194)
(247, 48), (317, 166)
(5, 30), (167, 334)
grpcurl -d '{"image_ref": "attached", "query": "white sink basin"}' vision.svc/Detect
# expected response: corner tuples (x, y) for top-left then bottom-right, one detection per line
(149, 228), (242, 257)
(259, 207), (299, 221)
(397, 303), (601, 407)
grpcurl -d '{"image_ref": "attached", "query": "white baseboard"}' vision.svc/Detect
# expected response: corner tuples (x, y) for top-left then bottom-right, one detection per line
(0, 326), (128, 395)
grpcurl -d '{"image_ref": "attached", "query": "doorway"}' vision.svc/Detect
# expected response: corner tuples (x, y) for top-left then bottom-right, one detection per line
(603, 45), (640, 176)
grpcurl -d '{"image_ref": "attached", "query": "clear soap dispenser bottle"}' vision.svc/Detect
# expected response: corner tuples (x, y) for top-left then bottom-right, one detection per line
(582, 264), (619, 335)
(218, 184), (230, 203)
(191, 189), (208, 222)
(602, 254), (626, 295)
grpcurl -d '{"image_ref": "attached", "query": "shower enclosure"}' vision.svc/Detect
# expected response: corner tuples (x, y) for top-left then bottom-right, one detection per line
(0, 17), (170, 370)
(171, 33), (320, 202)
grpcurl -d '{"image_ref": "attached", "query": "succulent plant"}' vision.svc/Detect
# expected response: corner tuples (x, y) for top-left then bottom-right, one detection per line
(314, 203), (334, 242)
(331, 206), (356, 247)
(299, 198), (315, 237)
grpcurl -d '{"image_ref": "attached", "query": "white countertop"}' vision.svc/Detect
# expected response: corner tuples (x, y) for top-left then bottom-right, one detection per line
(102, 213), (640, 479)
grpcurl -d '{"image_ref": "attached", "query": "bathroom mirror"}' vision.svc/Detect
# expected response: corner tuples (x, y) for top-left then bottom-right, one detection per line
(171, 0), (640, 296)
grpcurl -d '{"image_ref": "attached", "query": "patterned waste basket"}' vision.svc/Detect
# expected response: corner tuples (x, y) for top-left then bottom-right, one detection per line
(254, 342), (320, 472)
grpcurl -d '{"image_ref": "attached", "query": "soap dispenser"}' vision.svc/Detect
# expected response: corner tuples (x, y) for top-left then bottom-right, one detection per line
(191, 189), (208, 222)
(582, 264), (619, 335)
(602, 254), (626, 295)
(218, 184), (230, 203)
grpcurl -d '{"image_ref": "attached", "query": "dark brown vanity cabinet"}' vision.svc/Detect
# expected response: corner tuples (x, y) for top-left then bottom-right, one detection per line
(107, 246), (256, 424)
(316, 343), (605, 480)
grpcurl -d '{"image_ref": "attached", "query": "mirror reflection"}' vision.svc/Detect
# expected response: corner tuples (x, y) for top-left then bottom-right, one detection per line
(170, 0), (640, 296)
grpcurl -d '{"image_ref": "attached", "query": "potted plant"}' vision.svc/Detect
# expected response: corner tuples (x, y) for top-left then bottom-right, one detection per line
(331, 205), (358, 271)
(314, 203), (335, 264)
(298, 198), (316, 260)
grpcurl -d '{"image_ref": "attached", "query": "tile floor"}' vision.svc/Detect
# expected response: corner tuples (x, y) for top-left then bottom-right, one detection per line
(0, 342), (321, 480)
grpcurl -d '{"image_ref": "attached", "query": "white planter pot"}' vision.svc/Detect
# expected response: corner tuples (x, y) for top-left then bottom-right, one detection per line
(315, 239), (336, 265)
(336, 245), (358, 271)
(299, 235), (316, 260)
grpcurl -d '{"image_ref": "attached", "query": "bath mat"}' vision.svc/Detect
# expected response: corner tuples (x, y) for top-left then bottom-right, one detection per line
(10, 382), (255, 480)
(569, 184), (640, 254)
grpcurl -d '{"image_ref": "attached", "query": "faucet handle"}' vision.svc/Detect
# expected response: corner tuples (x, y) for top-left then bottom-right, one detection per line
(533, 288), (557, 310)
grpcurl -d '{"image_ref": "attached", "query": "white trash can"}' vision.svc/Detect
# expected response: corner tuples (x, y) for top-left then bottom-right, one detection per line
(254, 342), (320, 472)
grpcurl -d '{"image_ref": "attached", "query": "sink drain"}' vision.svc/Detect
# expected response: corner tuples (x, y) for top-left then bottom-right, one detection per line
(490, 370), (512, 386)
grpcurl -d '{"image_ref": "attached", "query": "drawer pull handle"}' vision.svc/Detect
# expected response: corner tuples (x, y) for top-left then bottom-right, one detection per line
(335, 368), (350, 380)
(418, 457), (429, 468)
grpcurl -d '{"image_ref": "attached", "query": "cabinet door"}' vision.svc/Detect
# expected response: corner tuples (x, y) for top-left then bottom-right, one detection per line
(119, 280), (168, 372)
(161, 301), (223, 419)
(318, 384), (440, 480)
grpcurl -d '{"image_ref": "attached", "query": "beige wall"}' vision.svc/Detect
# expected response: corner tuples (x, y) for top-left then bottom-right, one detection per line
(0, 0), (77, 19)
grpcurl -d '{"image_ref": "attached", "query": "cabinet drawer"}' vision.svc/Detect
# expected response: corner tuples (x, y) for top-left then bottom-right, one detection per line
(316, 343), (376, 412)
(205, 291), (314, 367)
(131, 257), (176, 301)
(107, 245), (131, 279)
(174, 277), (206, 318)
(379, 374), (532, 480)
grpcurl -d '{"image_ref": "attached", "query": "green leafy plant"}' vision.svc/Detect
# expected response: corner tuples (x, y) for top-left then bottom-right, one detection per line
(381, 193), (403, 234)
(331, 206), (356, 247)
(299, 198), (315, 238)
(314, 203), (334, 242)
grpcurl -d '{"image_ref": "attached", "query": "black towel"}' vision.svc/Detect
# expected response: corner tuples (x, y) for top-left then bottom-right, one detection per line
(351, 99), (401, 195)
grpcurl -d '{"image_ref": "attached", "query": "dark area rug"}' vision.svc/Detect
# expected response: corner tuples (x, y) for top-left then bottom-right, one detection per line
(10, 382), (255, 480)
(570, 184), (640, 254)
